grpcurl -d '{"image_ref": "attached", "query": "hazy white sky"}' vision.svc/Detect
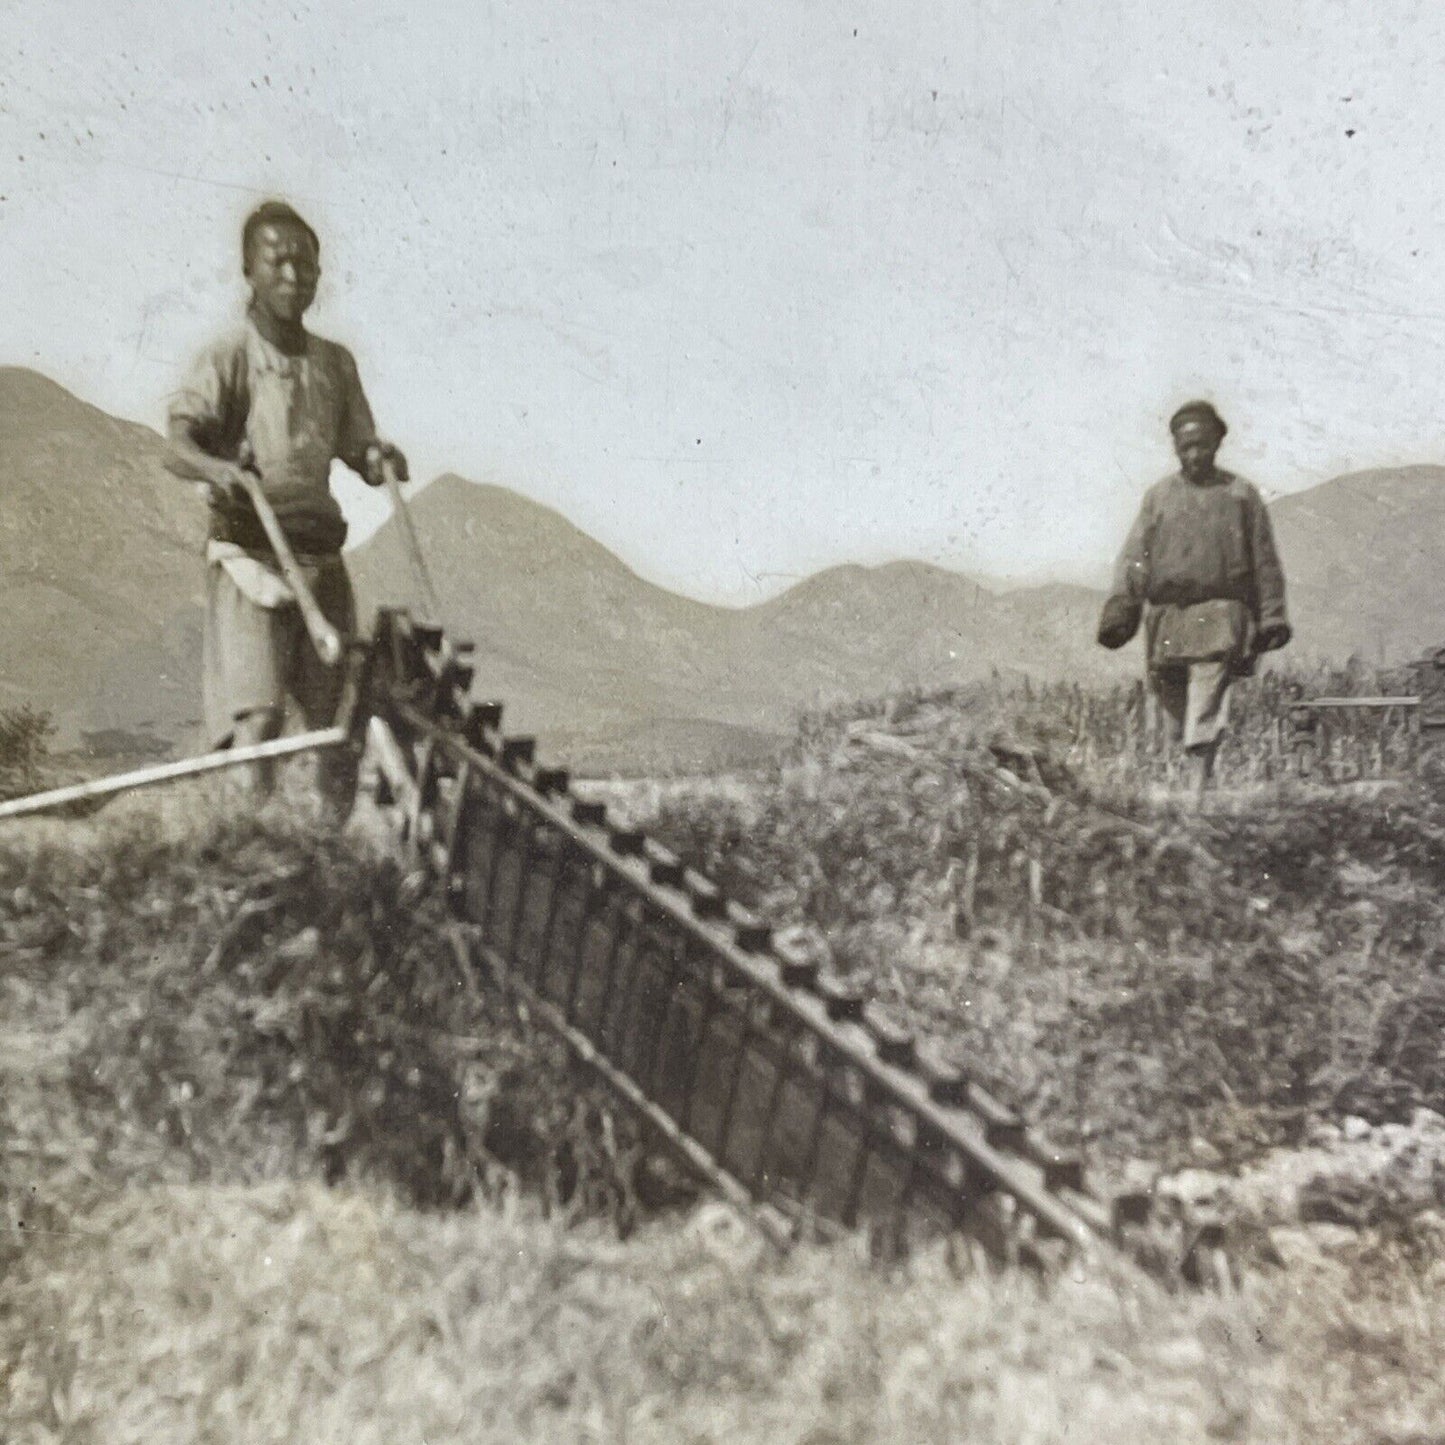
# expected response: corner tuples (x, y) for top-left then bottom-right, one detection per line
(2, 0), (1444, 602)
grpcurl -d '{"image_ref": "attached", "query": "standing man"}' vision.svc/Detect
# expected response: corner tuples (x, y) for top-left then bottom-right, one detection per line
(165, 199), (408, 810)
(1097, 401), (1290, 795)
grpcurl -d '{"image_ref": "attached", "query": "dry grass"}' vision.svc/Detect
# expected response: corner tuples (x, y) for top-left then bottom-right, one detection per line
(0, 705), (55, 802)
(5, 1178), (1445, 1444)
(947, 659), (1426, 790)
(5, 689), (1445, 1442)
(639, 687), (1445, 1171)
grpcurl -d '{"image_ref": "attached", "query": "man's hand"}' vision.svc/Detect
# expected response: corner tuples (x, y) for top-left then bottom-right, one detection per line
(1256, 622), (1292, 653)
(1097, 594), (1142, 650)
(203, 464), (252, 510)
(363, 440), (409, 488)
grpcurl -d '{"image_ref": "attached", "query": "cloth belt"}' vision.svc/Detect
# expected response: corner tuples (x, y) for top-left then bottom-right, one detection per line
(205, 539), (336, 612)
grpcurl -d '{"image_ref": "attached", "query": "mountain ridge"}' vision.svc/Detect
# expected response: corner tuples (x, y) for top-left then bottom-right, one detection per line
(4, 365), (1444, 765)
(0, 367), (206, 746)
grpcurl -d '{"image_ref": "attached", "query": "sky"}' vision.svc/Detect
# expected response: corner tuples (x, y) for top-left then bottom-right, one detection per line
(2, 0), (1445, 603)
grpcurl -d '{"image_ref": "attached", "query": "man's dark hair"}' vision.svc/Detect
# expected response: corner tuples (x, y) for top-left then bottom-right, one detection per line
(242, 200), (320, 270)
(1169, 399), (1227, 439)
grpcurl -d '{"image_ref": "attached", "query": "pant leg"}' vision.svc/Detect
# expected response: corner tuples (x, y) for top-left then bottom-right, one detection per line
(289, 560), (357, 730)
(203, 562), (289, 749)
(1148, 666), (1188, 745)
(1182, 659), (1232, 752)
(290, 560), (360, 817)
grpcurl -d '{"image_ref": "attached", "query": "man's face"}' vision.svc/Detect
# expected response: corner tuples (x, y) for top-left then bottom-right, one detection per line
(245, 220), (319, 324)
(1172, 418), (1222, 481)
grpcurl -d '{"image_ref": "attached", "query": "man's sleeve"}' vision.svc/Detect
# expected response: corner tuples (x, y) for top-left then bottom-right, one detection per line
(335, 346), (378, 475)
(1096, 488), (1153, 649)
(1111, 487), (1155, 602)
(1247, 487), (1288, 631)
(167, 337), (244, 455)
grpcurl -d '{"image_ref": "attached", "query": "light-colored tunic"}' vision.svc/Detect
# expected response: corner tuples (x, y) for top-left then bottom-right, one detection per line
(1111, 469), (1289, 662)
(1108, 468), (1290, 753)
(168, 314), (378, 745)
(168, 313), (376, 555)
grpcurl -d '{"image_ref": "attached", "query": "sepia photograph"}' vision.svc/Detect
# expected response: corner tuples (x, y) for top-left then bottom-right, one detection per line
(3, 2), (1445, 1440)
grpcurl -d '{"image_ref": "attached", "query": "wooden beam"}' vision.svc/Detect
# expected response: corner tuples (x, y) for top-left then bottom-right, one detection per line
(1290, 696), (1419, 710)
(0, 727), (348, 821)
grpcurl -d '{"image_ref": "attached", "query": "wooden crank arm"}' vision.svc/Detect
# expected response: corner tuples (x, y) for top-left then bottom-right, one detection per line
(235, 471), (344, 667)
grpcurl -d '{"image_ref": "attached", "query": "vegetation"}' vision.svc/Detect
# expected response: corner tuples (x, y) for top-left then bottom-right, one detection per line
(8, 1179), (1445, 1444)
(641, 665), (1445, 1167)
(4, 669), (1445, 1442)
(962, 658), (1426, 790)
(0, 795), (647, 1219)
(0, 704), (53, 802)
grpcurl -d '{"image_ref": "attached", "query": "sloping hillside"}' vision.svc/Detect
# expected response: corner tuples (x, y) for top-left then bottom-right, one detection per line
(349, 482), (1130, 755)
(1269, 464), (1445, 663)
(743, 563), (1121, 704)
(0, 367), (205, 747)
(350, 475), (739, 733)
(11, 367), (1445, 765)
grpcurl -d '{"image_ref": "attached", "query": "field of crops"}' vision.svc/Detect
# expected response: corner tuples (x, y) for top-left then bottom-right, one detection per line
(4, 676), (1445, 1442)
(948, 659), (1428, 790)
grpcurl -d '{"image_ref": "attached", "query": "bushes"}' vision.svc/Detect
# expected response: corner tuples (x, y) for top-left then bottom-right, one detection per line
(640, 684), (1445, 1165)
(0, 704), (53, 801)
(0, 807), (643, 1218)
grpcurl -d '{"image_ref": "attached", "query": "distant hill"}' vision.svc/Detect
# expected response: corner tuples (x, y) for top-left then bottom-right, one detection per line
(349, 476), (742, 734)
(348, 479), (1131, 761)
(8, 367), (1445, 768)
(350, 466), (1445, 756)
(1269, 465), (1445, 664)
(0, 368), (206, 749)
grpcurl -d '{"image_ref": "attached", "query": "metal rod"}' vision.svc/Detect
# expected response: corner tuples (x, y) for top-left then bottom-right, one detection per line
(679, 963), (725, 1134)
(478, 784), (511, 945)
(0, 727), (347, 821)
(603, 907), (655, 1060)
(588, 894), (637, 1038)
(748, 1041), (795, 1194)
(643, 934), (688, 1097)
(794, 1072), (834, 1212)
(438, 760), (473, 873)
(562, 868), (615, 1024)
(839, 1088), (877, 1228)
(538, 843), (579, 1010)
(615, 930), (664, 1077)
(892, 1149), (922, 1248)
(366, 717), (420, 814)
(403, 735), (437, 862)
(713, 994), (757, 1169)
(501, 813), (535, 961)
(381, 456), (443, 623)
